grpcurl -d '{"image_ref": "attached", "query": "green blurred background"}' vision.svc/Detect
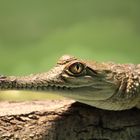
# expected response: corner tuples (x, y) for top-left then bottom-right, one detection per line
(0, 0), (140, 100)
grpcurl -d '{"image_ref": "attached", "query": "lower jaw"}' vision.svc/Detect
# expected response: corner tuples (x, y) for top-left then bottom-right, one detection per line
(11, 85), (110, 101)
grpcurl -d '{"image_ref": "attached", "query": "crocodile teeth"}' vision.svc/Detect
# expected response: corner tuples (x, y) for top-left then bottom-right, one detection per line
(47, 85), (71, 90)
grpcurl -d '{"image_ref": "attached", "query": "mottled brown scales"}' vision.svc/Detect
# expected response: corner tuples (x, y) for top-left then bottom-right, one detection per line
(0, 55), (140, 110)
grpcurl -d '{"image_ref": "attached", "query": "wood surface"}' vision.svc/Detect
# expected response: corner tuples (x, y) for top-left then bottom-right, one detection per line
(0, 100), (140, 140)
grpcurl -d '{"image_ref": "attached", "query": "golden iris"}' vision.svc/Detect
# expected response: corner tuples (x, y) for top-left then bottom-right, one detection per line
(68, 62), (85, 75)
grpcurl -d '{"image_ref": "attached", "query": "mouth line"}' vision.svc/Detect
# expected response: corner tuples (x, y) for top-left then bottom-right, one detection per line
(14, 83), (102, 92)
(46, 84), (72, 90)
(29, 84), (72, 91)
(34, 84), (101, 92)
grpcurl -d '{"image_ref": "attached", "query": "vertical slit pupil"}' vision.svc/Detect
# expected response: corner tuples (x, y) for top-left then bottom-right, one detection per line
(76, 64), (80, 71)
(75, 63), (83, 73)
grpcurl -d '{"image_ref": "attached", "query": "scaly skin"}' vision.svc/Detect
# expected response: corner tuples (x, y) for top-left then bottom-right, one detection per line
(0, 55), (140, 110)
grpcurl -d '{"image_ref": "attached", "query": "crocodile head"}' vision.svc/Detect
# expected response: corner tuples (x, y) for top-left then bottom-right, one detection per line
(33, 55), (118, 101)
(1, 55), (118, 102)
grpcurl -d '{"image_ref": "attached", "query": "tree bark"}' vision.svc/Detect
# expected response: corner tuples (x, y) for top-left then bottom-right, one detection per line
(0, 100), (140, 140)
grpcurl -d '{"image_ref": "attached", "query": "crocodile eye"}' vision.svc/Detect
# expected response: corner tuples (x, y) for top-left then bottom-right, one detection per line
(68, 62), (85, 75)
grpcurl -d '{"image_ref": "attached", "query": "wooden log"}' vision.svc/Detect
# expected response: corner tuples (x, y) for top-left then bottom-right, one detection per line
(0, 100), (140, 140)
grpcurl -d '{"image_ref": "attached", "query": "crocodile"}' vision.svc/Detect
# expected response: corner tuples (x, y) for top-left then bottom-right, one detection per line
(0, 55), (140, 110)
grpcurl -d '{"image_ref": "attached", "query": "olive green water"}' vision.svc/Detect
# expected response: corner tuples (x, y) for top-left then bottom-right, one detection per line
(0, 0), (140, 100)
